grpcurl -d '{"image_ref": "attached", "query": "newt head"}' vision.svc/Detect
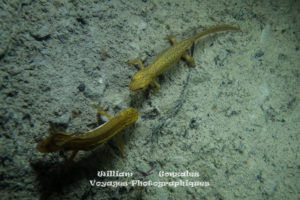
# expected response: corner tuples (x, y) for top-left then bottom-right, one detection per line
(123, 108), (139, 124)
(130, 70), (153, 91)
(37, 136), (59, 153)
(118, 107), (139, 126)
(37, 129), (72, 153)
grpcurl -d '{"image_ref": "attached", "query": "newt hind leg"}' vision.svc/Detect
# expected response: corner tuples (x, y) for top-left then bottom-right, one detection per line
(65, 150), (79, 166)
(168, 34), (195, 67)
(182, 53), (195, 67)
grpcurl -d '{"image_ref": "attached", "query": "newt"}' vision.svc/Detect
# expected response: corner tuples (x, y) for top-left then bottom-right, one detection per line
(127, 25), (240, 92)
(37, 107), (138, 163)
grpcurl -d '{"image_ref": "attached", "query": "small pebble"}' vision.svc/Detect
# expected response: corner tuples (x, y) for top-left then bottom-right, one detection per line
(254, 50), (264, 58)
(78, 83), (86, 92)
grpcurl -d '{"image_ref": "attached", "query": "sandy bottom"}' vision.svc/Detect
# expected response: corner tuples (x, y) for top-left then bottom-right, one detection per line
(0, 0), (299, 199)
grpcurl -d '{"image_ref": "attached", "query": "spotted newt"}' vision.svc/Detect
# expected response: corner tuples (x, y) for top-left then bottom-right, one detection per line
(127, 25), (240, 92)
(37, 107), (138, 163)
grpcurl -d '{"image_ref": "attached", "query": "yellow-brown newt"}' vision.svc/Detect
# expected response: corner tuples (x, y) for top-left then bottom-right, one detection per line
(37, 107), (138, 163)
(127, 25), (240, 92)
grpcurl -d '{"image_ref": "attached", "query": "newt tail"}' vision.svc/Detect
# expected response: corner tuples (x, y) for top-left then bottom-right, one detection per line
(127, 24), (240, 92)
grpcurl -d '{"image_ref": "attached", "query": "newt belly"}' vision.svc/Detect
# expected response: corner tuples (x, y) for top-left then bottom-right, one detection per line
(127, 25), (240, 92)
(37, 107), (138, 163)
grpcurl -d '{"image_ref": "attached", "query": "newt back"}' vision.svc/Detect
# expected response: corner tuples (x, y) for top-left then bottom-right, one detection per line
(128, 25), (240, 91)
(61, 108), (138, 150)
(148, 25), (240, 75)
(37, 108), (138, 160)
